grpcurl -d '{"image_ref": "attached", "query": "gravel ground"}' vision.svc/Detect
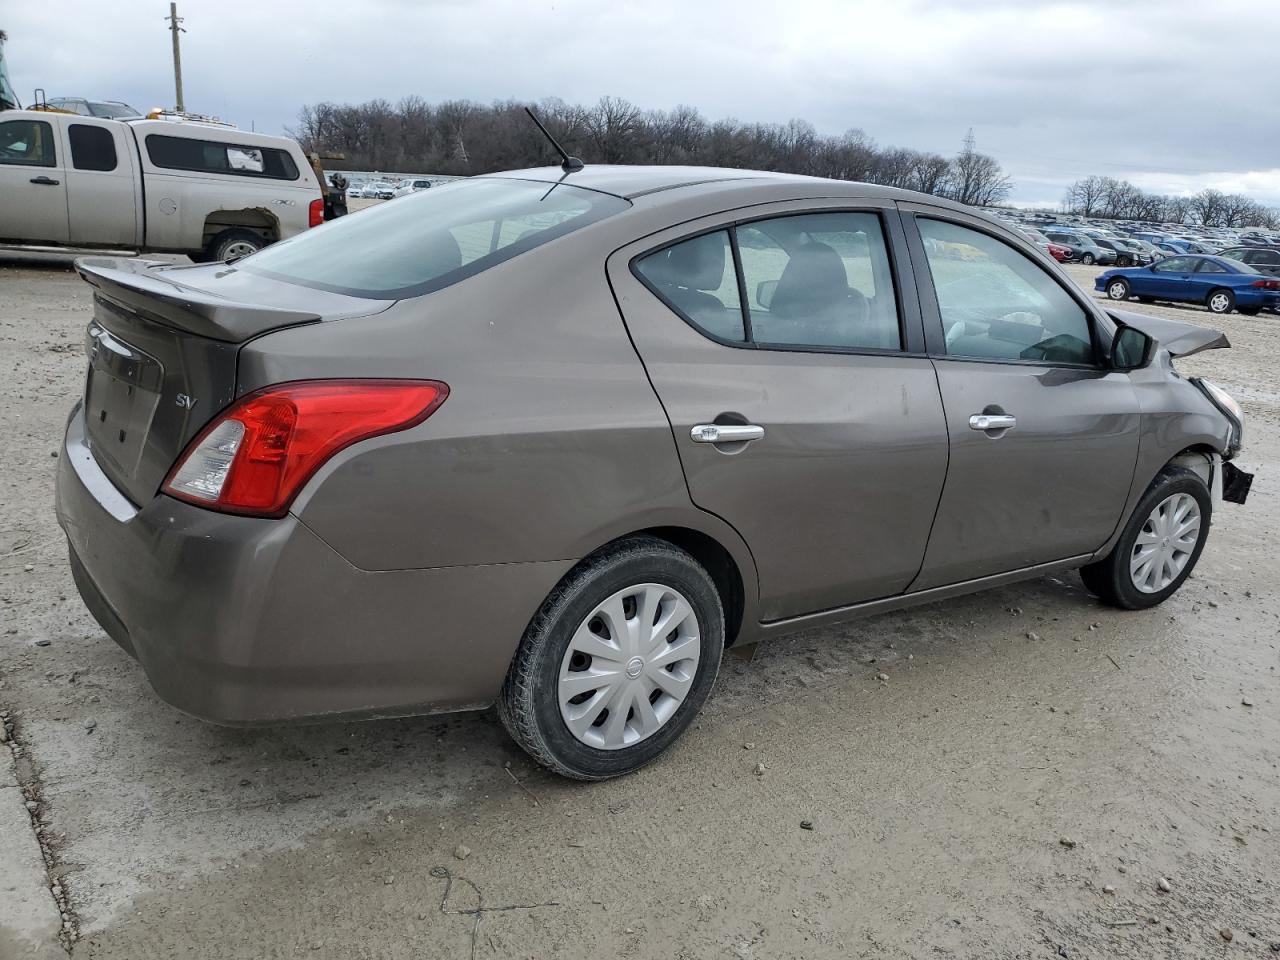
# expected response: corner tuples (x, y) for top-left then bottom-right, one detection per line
(0, 251), (1277, 959)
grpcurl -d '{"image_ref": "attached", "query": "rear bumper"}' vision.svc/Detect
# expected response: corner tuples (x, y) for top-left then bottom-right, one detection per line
(55, 404), (571, 725)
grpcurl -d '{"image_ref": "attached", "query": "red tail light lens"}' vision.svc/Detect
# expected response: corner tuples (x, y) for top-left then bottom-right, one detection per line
(163, 380), (448, 517)
(1250, 278), (1280, 289)
(308, 198), (324, 228)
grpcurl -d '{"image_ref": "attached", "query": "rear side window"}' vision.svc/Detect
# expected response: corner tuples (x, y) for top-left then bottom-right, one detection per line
(634, 210), (902, 352)
(917, 218), (1094, 366)
(1197, 259), (1229, 274)
(243, 178), (629, 298)
(738, 212), (900, 350)
(633, 231), (744, 342)
(0, 119), (56, 167)
(145, 134), (299, 180)
(69, 124), (118, 171)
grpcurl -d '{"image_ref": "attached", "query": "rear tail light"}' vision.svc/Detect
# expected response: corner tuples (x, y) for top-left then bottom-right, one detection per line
(163, 380), (448, 517)
(1250, 278), (1280, 289)
(308, 198), (324, 228)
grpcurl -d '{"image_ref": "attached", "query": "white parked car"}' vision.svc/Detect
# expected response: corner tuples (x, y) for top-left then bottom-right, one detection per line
(393, 178), (433, 198)
(0, 109), (323, 261)
(365, 180), (395, 200)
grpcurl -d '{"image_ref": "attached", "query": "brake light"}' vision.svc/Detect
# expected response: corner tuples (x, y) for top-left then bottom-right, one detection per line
(163, 380), (448, 517)
(1250, 278), (1280, 289)
(308, 198), (324, 228)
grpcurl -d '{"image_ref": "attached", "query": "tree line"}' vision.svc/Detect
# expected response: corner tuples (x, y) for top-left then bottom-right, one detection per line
(1061, 175), (1278, 229)
(291, 96), (1013, 206)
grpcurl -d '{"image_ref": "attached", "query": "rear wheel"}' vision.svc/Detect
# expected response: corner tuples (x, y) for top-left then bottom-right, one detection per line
(206, 228), (266, 263)
(1081, 252), (1096, 265)
(1206, 288), (1235, 314)
(1079, 467), (1211, 610)
(1106, 278), (1131, 301)
(498, 536), (723, 780)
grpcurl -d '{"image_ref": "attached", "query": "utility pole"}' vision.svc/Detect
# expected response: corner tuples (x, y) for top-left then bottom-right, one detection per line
(166, 3), (185, 112)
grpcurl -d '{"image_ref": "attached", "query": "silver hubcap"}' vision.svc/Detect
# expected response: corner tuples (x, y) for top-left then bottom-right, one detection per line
(1130, 493), (1201, 593)
(222, 240), (259, 260)
(1210, 294), (1229, 312)
(1109, 282), (1127, 299)
(558, 583), (700, 750)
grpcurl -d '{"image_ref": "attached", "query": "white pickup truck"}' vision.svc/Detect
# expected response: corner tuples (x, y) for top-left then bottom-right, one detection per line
(0, 109), (323, 261)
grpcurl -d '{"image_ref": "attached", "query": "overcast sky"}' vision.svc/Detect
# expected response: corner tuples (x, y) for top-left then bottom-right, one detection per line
(7, 0), (1279, 207)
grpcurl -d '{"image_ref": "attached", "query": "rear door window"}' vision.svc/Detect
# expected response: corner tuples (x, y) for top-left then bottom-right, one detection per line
(737, 212), (900, 350)
(1196, 259), (1229, 274)
(244, 178), (629, 298)
(917, 218), (1095, 365)
(69, 124), (118, 171)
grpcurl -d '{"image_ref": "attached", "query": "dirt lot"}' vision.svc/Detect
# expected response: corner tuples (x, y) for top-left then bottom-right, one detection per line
(1, 252), (1277, 960)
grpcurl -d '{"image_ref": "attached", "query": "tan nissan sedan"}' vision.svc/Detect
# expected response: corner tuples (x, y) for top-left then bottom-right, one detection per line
(56, 165), (1252, 778)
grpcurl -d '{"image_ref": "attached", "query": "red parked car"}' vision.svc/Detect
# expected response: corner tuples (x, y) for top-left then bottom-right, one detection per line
(1046, 241), (1072, 262)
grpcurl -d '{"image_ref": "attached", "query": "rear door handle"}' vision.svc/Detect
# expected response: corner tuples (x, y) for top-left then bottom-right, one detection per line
(691, 423), (765, 444)
(29, 176), (61, 186)
(969, 414), (1016, 432)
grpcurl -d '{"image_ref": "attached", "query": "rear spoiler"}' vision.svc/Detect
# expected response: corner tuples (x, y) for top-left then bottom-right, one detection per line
(1106, 307), (1229, 359)
(75, 256), (320, 343)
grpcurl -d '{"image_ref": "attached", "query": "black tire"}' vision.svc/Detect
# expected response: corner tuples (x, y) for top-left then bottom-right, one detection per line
(1206, 288), (1235, 314)
(498, 536), (723, 780)
(1079, 466), (1212, 610)
(206, 228), (266, 263)
(1081, 252), (1096, 265)
(1105, 278), (1131, 301)
(1238, 306), (1260, 316)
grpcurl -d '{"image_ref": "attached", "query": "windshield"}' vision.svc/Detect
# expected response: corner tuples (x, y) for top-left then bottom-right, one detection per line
(89, 101), (139, 119)
(244, 177), (629, 298)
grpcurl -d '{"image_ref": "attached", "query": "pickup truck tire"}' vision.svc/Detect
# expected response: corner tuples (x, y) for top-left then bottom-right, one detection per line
(206, 228), (266, 263)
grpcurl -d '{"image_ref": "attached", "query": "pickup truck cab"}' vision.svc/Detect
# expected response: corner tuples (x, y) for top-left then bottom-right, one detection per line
(0, 109), (322, 260)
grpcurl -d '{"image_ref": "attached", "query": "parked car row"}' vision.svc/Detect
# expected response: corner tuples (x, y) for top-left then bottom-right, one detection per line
(345, 176), (436, 200)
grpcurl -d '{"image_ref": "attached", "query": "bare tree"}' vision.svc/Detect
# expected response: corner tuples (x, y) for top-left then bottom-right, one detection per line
(946, 130), (1012, 206)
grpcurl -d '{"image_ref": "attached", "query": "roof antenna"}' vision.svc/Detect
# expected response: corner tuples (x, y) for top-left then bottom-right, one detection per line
(525, 107), (584, 173)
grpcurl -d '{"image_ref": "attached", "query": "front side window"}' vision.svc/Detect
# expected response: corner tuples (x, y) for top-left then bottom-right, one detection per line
(917, 218), (1094, 366)
(244, 177), (628, 298)
(737, 212), (900, 350)
(69, 124), (117, 171)
(633, 230), (744, 341)
(145, 134), (299, 180)
(0, 119), (56, 167)
(1153, 256), (1194, 273)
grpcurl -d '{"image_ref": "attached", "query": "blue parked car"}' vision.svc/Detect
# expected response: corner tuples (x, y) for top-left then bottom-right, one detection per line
(1095, 254), (1280, 316)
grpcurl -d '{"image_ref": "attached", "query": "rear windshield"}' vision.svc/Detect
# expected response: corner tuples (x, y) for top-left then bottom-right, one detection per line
(243, 178), (628, 298)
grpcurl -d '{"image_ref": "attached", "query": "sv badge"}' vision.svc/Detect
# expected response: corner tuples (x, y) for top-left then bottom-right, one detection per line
(175, 394), (198, 410)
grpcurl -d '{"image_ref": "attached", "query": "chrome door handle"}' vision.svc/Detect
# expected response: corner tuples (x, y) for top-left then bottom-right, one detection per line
(691, 423), (765, 444)
(969, 414), (1016, 431)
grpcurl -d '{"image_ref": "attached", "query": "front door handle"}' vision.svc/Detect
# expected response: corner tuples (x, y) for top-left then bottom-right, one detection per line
(969, 414), (1016, 432)
(691, 423), (765, 444)
(29, 176), (61, 186)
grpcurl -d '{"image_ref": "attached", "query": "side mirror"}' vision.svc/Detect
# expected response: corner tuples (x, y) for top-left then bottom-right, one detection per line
(1111, 325), (1153, 371)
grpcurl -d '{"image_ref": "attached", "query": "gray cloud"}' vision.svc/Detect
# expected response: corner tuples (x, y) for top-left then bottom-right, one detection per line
(7, 0), (1279, 205)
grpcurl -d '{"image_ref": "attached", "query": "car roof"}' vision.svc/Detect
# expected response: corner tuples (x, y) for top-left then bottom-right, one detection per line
(481, 164), (946, 206)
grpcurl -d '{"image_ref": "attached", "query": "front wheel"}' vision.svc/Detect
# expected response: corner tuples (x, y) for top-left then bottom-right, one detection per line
(1081, 252), (1096, 265)
(1207, 289), (1235, 314)
(1106, 278), (1131, 301)
(1079, 466), (1211, 610)
(498, 536), (723, 780)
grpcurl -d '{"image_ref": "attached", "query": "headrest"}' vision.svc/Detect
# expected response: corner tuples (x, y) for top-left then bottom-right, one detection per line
(770, 241), (849, 318)
(653, 233), (726, 292)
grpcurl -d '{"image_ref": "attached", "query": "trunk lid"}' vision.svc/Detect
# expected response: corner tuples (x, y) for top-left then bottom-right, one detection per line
(75, 256), (388, 506)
